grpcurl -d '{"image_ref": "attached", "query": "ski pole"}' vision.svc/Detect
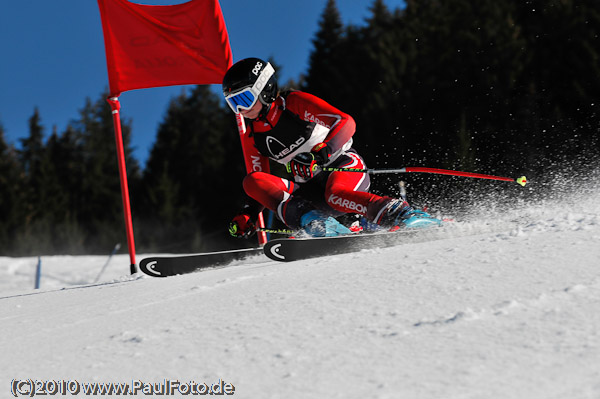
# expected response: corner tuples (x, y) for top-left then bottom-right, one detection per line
(321, 166), (527, 186)
(257, 227), (295, 235)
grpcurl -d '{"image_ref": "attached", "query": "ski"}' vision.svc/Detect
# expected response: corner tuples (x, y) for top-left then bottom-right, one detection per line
(139, 222), (447, 275)
(139, 247), (263, 277)
(263, 229), (422, 262)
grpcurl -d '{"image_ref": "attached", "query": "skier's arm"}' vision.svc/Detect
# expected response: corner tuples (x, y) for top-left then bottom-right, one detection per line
(287, 91), (356, 154)
(229, 197), (263, 238)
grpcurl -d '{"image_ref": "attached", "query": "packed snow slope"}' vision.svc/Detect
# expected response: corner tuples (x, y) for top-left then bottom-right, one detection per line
(1, 176), (599, 399)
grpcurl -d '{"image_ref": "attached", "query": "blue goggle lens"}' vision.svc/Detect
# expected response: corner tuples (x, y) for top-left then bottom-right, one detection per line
(225, 89), (257, 113)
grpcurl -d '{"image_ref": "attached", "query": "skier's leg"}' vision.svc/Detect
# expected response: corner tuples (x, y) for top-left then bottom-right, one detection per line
(243, 171), (295, 211)
(323, 152), (441, 228)
(323, 151), (382, 217)
(243, 171), (316, 229)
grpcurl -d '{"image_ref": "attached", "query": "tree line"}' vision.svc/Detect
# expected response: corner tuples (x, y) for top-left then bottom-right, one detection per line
(1, 0), (598, 255)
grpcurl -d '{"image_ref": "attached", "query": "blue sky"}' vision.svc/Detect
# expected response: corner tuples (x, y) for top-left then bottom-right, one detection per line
(0, 0), (405, 167)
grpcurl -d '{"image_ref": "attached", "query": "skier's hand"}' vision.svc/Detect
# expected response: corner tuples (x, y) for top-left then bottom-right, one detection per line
(287, 152), (318, 180)
(310, 142), (331, 165)
(287, 143), (332, 180)
(228, 213), (256, 238)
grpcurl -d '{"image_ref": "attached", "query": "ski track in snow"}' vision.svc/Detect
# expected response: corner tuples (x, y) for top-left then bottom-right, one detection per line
(1, 186), (599, 399)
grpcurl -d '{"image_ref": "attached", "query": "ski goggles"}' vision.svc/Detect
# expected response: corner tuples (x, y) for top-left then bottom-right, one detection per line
(224, 63), (275, 114)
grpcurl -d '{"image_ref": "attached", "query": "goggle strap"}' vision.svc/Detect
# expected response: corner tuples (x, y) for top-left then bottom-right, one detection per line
(253, 63), (275, 95)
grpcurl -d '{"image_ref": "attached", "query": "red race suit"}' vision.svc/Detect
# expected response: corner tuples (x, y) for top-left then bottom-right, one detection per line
(240, 91), (391, 229)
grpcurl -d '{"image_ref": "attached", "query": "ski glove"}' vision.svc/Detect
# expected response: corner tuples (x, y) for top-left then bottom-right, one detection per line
(228, 213), (256, 238)
(287, 143), (332, 180)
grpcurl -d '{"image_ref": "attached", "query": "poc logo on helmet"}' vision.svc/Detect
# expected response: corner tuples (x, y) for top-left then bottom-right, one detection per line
(252, 62), (263, 76)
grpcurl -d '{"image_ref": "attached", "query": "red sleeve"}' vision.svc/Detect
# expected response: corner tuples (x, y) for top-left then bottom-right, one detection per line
(285, 91), (356, 153)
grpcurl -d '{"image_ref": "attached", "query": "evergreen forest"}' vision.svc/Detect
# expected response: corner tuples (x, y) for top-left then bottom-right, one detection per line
(1, 0), (598, 255)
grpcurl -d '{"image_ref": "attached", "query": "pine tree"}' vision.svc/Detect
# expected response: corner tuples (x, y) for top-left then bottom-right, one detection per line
(45, 126), (86, 252)
(398, 0), (526, 170)
(298, 0), (598, 197)
(17, 108), (56, 253)
(140, 85), (246, 252)
(352, 1), (408, 163)
(0, 124), (25, 254)
(69, 92), (141, 253)
(302, 0), (346, 104)
(512, 0), (600, 166)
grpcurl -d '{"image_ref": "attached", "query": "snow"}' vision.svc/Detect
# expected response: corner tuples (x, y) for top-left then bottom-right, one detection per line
(1, 181), (600, 398)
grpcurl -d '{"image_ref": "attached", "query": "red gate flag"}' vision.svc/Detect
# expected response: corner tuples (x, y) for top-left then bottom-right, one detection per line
(97, 0), (233, 96)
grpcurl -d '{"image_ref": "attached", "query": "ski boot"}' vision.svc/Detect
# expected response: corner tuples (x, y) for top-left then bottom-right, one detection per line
(300, 210), (353, 237)
(378, 199), (442, 230)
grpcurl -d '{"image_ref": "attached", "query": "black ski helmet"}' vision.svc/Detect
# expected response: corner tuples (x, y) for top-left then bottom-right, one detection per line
(222, 58), (278, 113)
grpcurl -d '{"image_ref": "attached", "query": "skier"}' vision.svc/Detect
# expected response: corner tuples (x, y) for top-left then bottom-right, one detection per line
(223, 57), (440, 238)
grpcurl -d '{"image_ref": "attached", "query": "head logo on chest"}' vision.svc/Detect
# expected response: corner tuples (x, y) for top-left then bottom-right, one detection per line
(265, 136), (306, 160)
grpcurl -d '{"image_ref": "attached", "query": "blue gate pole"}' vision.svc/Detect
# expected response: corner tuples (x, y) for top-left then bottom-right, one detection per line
(34, 257), (42, 289)
(93, 243), (121, 284)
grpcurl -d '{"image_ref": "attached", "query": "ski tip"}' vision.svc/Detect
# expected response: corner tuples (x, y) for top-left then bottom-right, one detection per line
(516, 176), (527, 187)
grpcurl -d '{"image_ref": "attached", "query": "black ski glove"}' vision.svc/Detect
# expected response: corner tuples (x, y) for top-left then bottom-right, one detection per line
(287, 143), (332, 180)
(229, 212), (256, 238)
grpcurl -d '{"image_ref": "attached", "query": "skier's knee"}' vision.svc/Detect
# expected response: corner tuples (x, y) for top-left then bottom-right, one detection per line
(242, 171), (267, 194)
